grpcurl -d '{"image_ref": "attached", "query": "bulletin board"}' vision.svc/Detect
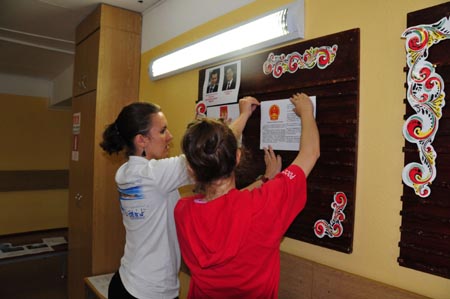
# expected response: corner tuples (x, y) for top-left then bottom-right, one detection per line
(398, 2), (450, 279)
(198, 29), (360, 253)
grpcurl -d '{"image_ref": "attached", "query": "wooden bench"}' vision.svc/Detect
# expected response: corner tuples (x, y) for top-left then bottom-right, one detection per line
(179, 251), (428, 298)
(278, 251), (428, 299)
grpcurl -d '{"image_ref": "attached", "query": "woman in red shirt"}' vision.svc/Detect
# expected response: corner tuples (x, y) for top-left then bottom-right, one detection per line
(175, 93), (320, 298)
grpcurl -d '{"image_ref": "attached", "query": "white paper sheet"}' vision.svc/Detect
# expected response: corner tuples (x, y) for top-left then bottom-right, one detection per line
(260, 96), (316, 150)
(86, 273), (114, 298)
(207, 103), (240, 122)
(202, 61), (241, 107)
(0, 242), (54, 259)
(43, 237), (67, 246)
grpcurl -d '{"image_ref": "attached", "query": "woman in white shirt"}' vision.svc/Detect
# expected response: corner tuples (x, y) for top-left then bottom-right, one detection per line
(101, 102), (190, 299)
(100, 98), (278, 299)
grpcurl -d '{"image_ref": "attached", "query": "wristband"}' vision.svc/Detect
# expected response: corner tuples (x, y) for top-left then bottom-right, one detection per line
(257, 175), (269, 183)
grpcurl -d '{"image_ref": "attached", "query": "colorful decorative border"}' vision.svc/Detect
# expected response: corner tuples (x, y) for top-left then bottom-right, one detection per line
(401, 17), (450, 198)
(263, 45), (338, 78)
(314, 192), (347, 239)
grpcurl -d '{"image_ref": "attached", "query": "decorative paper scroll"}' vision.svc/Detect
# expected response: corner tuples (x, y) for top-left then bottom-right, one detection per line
(195, 101), (206, 119)
(263, 45), (338, 78)
(314, 192), (347, 238)
(401, 17), (450, 198)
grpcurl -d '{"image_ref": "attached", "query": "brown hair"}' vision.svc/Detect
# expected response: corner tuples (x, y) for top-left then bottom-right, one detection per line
(182, 118), (238, 191)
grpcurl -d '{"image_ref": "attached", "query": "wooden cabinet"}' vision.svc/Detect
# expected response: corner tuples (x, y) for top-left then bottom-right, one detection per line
(73, 31), (99, 96)
(68, 4), (141, 299)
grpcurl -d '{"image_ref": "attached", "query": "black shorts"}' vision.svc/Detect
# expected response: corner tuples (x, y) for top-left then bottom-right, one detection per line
(108, 271), (179, 299)
(108, 271), (137, 299)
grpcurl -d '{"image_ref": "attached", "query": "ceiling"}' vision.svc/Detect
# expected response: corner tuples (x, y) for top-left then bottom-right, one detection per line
(0, 0), (161, 81)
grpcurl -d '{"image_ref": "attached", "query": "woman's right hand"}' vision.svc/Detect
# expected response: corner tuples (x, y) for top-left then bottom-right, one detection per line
(239, 96), (260, 118)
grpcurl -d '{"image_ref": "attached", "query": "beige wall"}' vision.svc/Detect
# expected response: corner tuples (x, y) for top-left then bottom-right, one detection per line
(139, 0), (450, 298)
(0, 94), (71, 234)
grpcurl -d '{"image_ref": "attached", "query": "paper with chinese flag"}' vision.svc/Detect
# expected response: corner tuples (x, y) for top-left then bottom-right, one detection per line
(260, 97), (316, 150)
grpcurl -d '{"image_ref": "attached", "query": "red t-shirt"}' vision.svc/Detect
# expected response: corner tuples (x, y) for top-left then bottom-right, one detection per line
(174, 165), (307, 299)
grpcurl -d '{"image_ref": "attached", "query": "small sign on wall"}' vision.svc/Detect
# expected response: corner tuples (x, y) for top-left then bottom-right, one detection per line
(72, 112), (80, 161)
(72, 112), (80, 134)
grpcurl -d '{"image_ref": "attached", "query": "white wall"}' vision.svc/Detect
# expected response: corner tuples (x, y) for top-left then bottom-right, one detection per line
(141, 0), (256, 52)
(50, 64), (73, 108)
(0, 73), (51, 98)
(0, 67), (73, 109)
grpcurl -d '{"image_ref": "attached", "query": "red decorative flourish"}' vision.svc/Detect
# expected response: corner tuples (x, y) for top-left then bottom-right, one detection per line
(314, 192), (347, 239)
(195, 101), (206, 119)
(263, 45), (338, 79)
(401, 17), (450, 198)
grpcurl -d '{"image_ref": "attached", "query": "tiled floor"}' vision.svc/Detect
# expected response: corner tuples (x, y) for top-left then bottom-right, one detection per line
(0, 255), (67, 299)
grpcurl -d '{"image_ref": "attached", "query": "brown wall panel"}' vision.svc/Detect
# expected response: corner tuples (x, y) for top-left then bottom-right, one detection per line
(199, 29), (360, 253)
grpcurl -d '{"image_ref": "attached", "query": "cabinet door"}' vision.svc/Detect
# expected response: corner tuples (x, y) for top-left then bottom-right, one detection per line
(73, 31), (100, 97)
(68, 92), (96, 299)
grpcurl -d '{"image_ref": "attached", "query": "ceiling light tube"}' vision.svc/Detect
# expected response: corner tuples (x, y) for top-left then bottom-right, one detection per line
(149, 0), (304, 80)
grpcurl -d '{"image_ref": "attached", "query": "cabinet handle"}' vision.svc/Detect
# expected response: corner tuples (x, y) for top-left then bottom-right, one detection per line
(75, 193), (83, 207)
(80, 75), (87, 89)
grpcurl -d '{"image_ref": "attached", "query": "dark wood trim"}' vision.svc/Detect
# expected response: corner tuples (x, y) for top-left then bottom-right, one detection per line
(399, 2), (450, 280)
(0, 227), (68, 244)
(0, 170), (69, 192)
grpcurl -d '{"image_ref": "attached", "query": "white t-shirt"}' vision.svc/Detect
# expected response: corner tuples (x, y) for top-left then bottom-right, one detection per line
(116, 155), (191, 299)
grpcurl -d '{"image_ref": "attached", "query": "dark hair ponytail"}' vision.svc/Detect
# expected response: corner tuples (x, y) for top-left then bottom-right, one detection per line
(100, 102), (161, 156)
(182, 118), (237, 191)
(100, 122), (126, 155)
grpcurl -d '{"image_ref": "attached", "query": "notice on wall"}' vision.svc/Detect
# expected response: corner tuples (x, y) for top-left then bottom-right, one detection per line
(207, 103), (240, 123)
(260, 97), (316, 150)
(202, 60), (241, 107)
(72, 112), (80, 161)
(72, 112), (80, 134)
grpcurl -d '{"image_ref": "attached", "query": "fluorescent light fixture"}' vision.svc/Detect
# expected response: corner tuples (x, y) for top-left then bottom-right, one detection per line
(149, 0), (304, 80)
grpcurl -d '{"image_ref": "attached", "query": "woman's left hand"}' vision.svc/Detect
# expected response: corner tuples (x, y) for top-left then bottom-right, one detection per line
(263, 146), (282, 179)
